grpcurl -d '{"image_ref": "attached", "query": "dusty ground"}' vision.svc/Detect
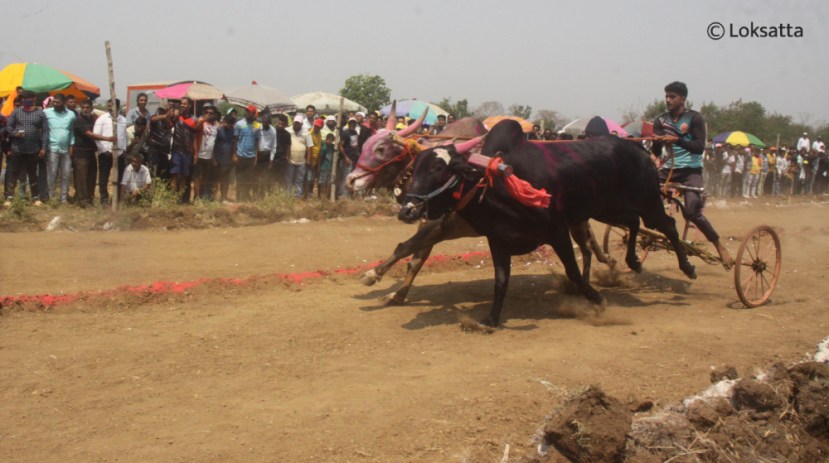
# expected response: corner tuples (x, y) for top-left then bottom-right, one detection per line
(1, 198), (827, 462)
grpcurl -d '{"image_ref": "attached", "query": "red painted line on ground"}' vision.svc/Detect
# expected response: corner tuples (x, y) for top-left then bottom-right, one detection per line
(0, 251), (490, 309)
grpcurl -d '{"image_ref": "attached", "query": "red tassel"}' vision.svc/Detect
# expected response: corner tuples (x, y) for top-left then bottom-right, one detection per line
(487, 157), (551, 208)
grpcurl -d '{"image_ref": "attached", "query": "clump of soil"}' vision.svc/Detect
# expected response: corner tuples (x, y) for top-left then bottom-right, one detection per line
(524, 361), (829, 462)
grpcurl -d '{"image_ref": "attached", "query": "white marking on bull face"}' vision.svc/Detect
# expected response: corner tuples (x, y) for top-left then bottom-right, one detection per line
(434, 148), (451, 165)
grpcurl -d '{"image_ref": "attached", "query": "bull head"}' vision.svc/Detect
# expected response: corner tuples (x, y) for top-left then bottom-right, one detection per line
(346, 101), (430, 192)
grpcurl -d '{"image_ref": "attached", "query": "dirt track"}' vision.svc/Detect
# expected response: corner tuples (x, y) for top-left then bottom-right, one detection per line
(1, 199), (827, 462)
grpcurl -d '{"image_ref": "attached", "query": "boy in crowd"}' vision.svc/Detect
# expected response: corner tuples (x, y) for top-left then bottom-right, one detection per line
(317, 133), (336, 200)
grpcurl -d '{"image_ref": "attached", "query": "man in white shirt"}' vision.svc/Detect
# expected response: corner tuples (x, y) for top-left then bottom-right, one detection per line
(796, 132), (810, 152)
(120, 153), (152, 204)
(257, 112), (277, 197)
(93, 98), (127, 204)
(286, 115), (312, 198)
(812, 136), (825, 153)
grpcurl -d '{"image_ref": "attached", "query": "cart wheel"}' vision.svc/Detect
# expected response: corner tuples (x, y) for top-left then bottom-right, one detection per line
(602, 225), (650, 272)
(734, 225), (781, 308)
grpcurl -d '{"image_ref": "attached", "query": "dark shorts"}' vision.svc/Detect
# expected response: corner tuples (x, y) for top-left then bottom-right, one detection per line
(170, 151), (192, 176)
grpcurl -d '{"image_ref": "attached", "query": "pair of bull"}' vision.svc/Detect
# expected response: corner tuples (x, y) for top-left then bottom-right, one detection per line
(345, 104), (696, 327)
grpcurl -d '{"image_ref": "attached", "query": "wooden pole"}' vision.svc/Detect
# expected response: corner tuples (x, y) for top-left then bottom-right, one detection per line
(105, 41), (119, 211)
(330, 97), (344, 201)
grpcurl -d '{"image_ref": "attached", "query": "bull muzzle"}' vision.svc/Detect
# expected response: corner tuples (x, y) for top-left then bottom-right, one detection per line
(397, 200), (425, 224)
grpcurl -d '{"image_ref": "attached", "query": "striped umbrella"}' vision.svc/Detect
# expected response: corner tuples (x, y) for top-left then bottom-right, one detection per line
(712, 131), (766, 148)
(0, 62), (100, 115)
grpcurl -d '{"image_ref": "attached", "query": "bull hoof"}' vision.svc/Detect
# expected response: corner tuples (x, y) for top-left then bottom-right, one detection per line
(586, 289), (604, 305)
(563, 279), (582, 295)
(626, 257), (643, 274)
(480, 315), (500, 327)
(681, 262), (697, 280)
(382, 292), (406, 306)
(361, 269), (382, 286)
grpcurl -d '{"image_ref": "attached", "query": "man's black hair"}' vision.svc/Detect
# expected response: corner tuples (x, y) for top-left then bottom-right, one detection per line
(306, 104), (315, 111)
(664, 81), (688, 98)
(53, 93), (66, 102)
(275, 113), (289, 124)
(137, 92), (148, 100)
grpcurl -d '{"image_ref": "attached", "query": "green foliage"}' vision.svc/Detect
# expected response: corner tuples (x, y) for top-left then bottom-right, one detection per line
(642, 99), (666, 121)
(508, 104), (533, 120)
(473, 101), (505, 118)
(150, 177), (181, 209)
(339, 74), (392, 114)
(433, 97), (471, 118)
(534, 109), (566, 131)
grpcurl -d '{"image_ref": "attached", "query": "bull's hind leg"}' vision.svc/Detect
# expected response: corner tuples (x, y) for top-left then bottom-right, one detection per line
(645, 212), (697, 280)
(624, 220), (644, 273)
(549, 228), (604, 306)
(569, 222), (593, 282)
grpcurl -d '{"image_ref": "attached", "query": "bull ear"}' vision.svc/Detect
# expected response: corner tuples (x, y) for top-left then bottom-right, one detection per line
(448, 151), (481, 180)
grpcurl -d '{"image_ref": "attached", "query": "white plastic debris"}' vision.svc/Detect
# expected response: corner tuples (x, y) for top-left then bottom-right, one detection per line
(45, 216), (62, 231)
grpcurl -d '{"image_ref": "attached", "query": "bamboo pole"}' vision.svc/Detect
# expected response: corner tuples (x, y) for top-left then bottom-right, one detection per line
(105, 41), (119, 211)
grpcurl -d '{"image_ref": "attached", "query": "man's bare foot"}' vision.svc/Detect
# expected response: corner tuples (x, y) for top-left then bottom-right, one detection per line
(714, 240), (735, 270)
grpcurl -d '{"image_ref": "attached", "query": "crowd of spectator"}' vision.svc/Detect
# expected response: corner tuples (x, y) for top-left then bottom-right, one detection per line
(1, 90), (826, 209)
(701, 134), (828, 199)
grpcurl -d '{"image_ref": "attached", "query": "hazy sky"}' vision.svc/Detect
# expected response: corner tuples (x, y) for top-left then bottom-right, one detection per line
(2, 0), (827, 125)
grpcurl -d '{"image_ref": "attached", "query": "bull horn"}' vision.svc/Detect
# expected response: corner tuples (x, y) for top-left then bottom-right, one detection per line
(396, 107), (429, 138)
(455, 136), (485, 156)
(385, 100), (397, 131)
(390, 134), (426, 152)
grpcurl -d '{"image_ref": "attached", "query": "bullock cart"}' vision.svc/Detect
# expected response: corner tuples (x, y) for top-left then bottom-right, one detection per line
(602, 182), (781, 308)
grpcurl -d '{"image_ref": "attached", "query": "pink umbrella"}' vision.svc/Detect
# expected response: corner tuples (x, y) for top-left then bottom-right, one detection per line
(154, 81), (224, 100)
(603, 119), (629, 137)
(562, 117), (628, 137)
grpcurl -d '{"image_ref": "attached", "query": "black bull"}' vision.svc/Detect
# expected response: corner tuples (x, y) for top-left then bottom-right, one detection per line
(398, 119), (697, 326)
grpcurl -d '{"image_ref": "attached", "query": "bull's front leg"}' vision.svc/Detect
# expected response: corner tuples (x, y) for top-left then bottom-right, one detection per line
(361, 214), (477, 305)
(482, 241), (512, 327)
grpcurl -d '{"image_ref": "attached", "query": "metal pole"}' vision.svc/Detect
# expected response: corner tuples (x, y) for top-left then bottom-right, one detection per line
(105, 41), (119, 211)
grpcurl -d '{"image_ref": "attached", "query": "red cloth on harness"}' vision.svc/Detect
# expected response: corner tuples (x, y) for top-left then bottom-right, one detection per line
(486, 157), (552, 208)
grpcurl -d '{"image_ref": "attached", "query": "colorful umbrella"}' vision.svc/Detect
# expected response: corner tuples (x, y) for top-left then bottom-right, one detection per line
(712, 131), (766, 148)
(379, 99), (448, 125)
(0, 62), (101, 115)
(562, 117), (629, 137)
(225, 81), (296, 113)
(483, 115), (534, 133)
(154, 81), (225, 100)
(291, 91), (366, 114)
(621, 120), (654, 137)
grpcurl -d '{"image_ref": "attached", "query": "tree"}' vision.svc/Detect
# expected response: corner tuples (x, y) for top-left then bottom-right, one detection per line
(473, 101), (505, 118)
(433, 97), (471, 119)
(619, 103), (641, 125)
(534, 109), (567, 132)
(642, 99), (666, 121)
(339, 74), (391, 114)
(508, 104), (532, 120)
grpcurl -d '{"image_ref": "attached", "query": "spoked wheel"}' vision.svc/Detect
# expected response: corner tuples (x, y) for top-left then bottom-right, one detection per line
(602, 225), (651, 272)
(734, 225), (782, 307)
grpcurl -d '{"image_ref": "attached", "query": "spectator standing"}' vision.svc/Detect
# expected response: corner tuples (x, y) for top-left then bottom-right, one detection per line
(302, 105), (317, 131)
(747, 148), (761, 198)
(796, 132), (810, 152)
(773, 149), (787, 196)
(431, 114), (447, 135)
(317, 133), (337, 200)
(3, 91), (49, 207)
(126, 92), (152, 129)
(232, 105), (261, 201)
(193, 104), (219, 200)
(257, 113), (277, 197)
(812, 136), (825, 154)
(213, 114), (235, 203)
(147, 101), (173, 179)
(169, 97), (199, 202)
(93, 98), (127, 205)
(720, 147), (735, 198)
(732, 147), (745, 198)
(304, 118), (324, 198)
(43, 93), (75, 204)
(285, 115), (312, 198)
(71, 100), (107, 207)
(338, 118), (360, 198)
(273, 114), (291, 189)
(65, 95), (77, 115)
